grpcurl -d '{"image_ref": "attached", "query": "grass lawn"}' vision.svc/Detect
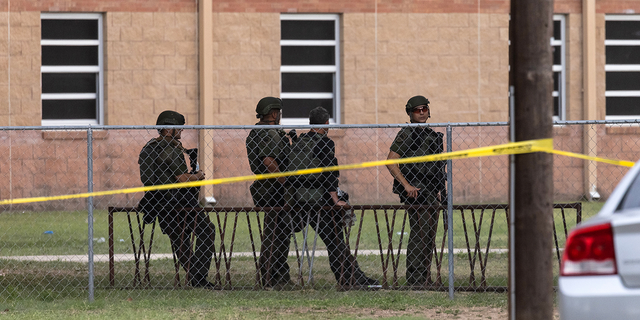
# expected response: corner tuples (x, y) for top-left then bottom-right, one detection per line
(0, 289), (515, 320)
(0, 202), (601, 257)
(0, 201), (599, 318)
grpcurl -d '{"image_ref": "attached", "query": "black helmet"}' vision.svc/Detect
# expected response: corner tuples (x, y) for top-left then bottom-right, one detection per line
(156, 110), (185, 125)
(255, 97), (282, 118)
(405, 95), (430, 114)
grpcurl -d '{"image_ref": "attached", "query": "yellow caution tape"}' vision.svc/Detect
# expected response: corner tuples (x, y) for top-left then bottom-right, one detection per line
(0, 138), (634, 205)
(536, 148), (636, 168)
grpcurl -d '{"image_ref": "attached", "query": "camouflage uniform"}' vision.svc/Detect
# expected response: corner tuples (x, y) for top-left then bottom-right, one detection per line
(246, 125), (292, 287)
(138, 129), (215, 287)
(390, 126), (445, 285)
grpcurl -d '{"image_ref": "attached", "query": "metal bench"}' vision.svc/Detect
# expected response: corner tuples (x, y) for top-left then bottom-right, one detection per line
(107, 203), (582, 291)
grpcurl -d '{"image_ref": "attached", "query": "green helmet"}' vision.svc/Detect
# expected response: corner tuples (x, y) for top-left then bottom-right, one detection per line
(156, 110), (185, 125)
(255, 97), (282, 118)
(405, 95), (430, 114)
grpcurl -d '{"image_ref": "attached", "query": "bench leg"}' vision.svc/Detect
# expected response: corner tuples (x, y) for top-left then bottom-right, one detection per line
(126, 212), (141, 287)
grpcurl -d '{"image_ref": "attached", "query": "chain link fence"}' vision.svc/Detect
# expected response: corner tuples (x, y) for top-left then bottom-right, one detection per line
(0, 121), (638, 301)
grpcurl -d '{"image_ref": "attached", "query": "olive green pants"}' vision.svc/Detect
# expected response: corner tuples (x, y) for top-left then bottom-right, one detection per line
(400, 191), (439, 285)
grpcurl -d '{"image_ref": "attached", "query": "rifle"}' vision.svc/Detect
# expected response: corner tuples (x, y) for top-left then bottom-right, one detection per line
(434, 132), (448, 206)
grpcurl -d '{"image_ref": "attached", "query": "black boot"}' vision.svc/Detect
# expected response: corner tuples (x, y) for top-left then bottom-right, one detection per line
(191, 278), (217, 289)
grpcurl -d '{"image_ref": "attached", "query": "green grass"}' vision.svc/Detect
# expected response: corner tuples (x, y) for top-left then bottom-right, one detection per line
(0, 201), (601, 317)
(0, 289), (510, 320)
(0, 202), (602, 257)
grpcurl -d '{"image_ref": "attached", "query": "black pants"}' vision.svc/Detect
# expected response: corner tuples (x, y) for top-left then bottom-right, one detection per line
(294, 202), (368, 286)
(159, 208), (216, 285)
(251, 182), (292, 286)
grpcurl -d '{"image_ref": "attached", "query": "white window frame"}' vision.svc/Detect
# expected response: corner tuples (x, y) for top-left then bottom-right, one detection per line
(40, 13), (104, 126)
(280, 14), (341, 125)
(552, 15), (566, 121)
(605, 15), (640, 120)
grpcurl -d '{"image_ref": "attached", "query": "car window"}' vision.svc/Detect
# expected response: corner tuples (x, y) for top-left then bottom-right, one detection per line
(618, 171), (640, 211)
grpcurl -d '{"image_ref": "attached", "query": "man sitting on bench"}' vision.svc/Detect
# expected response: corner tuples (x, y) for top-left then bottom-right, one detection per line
(137, 110), (216, 289)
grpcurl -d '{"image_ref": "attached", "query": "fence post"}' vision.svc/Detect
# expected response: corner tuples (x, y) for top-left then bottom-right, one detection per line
(446, 125), (454, 299)
(87, 126), (95, 302)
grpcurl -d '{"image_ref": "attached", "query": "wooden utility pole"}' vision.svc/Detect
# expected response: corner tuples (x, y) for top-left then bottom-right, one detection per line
(509, 0), (555, 319)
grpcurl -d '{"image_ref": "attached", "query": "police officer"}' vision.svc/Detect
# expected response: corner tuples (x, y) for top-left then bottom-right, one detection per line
(386, 96), (446, 287)
(246, 97), (294, 287)
(289, 106), (380, 289)
(138, 110), (216, 289)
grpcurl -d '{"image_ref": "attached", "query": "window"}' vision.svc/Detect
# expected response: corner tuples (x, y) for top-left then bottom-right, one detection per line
(552, 15), (566, 120)
(605, 15), (640, 119)
(280, 14), (340, 124)
(41, 13), (103, 125)
(617, 171), (640, 212)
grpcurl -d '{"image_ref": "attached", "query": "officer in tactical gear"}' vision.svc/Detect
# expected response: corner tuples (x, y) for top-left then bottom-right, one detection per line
(245, 97), (295, 287)
(138, 110), (216, 289)
(386, 96), (446, 287)
(288, 106), (380, 289)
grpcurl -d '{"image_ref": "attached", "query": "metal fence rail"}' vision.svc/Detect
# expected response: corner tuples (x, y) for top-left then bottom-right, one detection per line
(0, 121), (637, 302)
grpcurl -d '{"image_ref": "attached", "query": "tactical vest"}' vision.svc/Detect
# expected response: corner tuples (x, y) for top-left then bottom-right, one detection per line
(288, 133), (323, 183)
(287, 133), (326, 203)
(246, 127), (289, 174)
(138, 138), (197, 223)
(394, 127), (446, 193)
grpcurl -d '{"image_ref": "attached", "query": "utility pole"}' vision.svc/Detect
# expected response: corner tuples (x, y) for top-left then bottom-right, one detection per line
(509, 1), (555, 319)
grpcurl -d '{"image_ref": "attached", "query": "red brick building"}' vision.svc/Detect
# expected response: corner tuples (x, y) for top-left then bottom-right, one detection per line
(1, 0), (639, 207)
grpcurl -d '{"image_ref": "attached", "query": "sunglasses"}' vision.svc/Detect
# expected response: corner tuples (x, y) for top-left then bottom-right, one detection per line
(412, 106), (429, 114)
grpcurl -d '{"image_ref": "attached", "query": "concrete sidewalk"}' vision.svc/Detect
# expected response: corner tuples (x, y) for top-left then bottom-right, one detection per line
(0, 248), (509, 263)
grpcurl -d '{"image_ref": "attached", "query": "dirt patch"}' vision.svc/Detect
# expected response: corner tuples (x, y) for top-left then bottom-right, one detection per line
(276, 306), (560, 319)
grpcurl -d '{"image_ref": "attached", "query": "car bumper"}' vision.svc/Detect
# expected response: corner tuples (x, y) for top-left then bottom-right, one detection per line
(559, 275), (640, 320)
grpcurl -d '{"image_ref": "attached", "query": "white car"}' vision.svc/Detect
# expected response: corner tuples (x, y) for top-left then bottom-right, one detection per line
(559, 160), (640, 320)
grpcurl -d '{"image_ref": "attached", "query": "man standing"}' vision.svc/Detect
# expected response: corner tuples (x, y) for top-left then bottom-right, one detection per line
(288, 106), (380, 289)
(246, 97), (294, 287)
(138, 110), (216, 289)
(386, 96), (446, 287)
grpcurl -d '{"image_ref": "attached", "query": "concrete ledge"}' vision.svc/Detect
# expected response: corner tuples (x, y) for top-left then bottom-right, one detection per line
(42, 130), (109, 140)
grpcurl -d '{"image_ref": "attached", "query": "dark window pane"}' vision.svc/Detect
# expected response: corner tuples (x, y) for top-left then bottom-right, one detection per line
(553, 20), (561, 40)
(553, 45), (562, 65)
(282, 73), (333, 92)
(281, 20), (335, 40)
(42, 73), (97, 93)
(606, 97), (640, 116)
(606, 46), (640, 64)
(553, 72), (560, 91)
(281, 46), (335, 65)
(607, 72), (640, 90)
(618, 171), (640, 211)
(281, 99), (333, 119)
(42, 46), (99, 66)
(606, 21), (640, 40)
(42, 99), (97, 120)
(554, 96), (559, 117)
(42, 19), (99, 40)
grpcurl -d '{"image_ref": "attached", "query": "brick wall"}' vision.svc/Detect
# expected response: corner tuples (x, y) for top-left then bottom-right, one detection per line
(0, 0), (194, 12)
(597, 1), (640, 13)
(209, 12), (511, 125)
(105, 12), (199, 125)
(0, 129), (198, 210)
(1, 0), (639, 210)
(0, 12), (40, 126)
(210, 13), (281, 125)
(343, 13), (510, 125)
(0, 127), (636, 210)
(0, 1), (622, 128)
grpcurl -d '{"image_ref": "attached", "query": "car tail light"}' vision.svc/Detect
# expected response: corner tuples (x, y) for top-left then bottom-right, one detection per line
(561, 223), (617, 276)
